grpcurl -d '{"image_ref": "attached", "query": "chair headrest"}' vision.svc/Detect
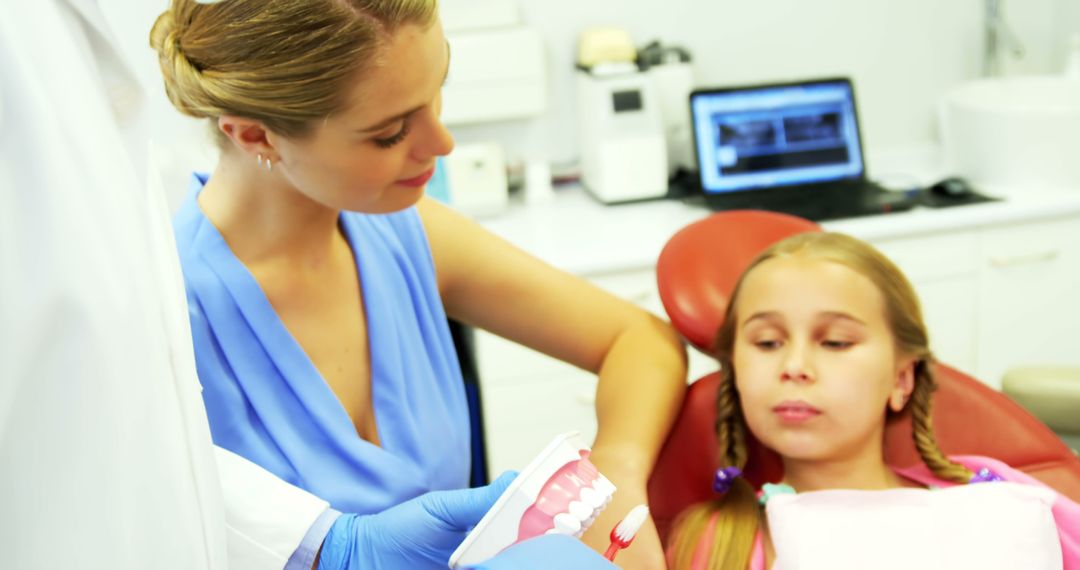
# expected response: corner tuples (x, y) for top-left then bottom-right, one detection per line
(655, 210), (821, 353)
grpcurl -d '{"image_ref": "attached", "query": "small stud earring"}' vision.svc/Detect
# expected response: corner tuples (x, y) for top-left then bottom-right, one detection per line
(265, 157), (273, 172)
(256, 153), (264, 168)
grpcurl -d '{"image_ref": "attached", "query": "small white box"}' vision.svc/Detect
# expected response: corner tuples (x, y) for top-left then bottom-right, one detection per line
(443, 142), (509, 218)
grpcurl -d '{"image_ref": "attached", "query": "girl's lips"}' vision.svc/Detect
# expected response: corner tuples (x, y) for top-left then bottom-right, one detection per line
(773, 401), (822, 424)
(396, 167), (435, 187)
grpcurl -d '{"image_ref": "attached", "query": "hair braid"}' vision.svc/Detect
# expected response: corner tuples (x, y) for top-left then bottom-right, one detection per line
(716, 363), (748, 470)
(909, 362), (973, 483)
(668, 361), (759, 569)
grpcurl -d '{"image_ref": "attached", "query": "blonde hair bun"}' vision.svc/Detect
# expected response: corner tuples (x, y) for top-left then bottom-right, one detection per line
(149, 8), (216, 119)
(148, 0), (438, 143)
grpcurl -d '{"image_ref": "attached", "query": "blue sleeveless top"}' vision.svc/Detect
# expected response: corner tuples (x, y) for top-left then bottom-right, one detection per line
(173, 173), (470, 514)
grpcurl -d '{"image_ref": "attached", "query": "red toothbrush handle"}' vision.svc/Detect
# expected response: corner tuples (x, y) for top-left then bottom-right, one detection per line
(603, 542), (621, 561)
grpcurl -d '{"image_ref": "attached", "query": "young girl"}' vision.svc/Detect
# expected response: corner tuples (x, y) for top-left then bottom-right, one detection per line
(667, 232), (1080, 569)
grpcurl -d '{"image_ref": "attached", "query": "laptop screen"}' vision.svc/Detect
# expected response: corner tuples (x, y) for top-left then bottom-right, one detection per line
(691, 78), (866, 195)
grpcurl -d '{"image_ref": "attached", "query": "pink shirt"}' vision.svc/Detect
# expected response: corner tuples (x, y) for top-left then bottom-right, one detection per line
(689, 456), (1080, 569)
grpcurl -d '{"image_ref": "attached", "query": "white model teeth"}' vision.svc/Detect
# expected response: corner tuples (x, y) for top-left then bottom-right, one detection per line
(579, 486), (605, 508)
(568, 500), (592, 520)
(540, 473), (619, 538)
(553, 513), (582, 534)
(592, 476), (617, 504)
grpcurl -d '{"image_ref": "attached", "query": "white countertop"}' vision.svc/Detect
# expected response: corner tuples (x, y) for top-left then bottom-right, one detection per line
(477, 185), (1080, 277)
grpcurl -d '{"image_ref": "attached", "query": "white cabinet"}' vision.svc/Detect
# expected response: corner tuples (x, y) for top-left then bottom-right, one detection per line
(977, 217), (1080, 388)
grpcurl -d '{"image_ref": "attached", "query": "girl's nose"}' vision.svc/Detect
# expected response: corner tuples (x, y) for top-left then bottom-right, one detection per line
(781, 367), (811, 382)
(780, 344), (813, 383)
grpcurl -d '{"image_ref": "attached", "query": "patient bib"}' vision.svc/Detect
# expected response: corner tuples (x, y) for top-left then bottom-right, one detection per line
(765, 482), (1062, 569)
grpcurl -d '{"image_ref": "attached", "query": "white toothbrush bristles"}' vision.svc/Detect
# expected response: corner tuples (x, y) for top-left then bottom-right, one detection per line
(613, 504), (650, 543)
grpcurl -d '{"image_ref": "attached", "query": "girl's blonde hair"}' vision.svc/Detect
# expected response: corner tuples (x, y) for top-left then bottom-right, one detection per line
(668, 232), (973, 569)
(149, 0), (438, 145)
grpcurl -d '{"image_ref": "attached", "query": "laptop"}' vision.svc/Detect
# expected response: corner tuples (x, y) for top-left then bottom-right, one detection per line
(689, 77), (914, 221)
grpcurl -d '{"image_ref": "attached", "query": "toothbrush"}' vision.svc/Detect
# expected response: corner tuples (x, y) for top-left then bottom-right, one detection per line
(603, 504), (650, 562)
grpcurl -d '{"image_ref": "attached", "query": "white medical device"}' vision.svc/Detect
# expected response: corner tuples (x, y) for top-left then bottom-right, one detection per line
(577, 66), (669, 204)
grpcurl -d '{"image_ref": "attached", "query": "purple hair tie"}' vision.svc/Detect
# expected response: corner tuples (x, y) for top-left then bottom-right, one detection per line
(713, 466), (743, 493)
(970, 467), (1005, 484)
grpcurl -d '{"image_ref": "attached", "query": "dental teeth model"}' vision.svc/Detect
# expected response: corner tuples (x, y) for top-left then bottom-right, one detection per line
(448, 432), (617, 569)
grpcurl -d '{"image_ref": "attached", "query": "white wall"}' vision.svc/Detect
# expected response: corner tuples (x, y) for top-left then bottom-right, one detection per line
(447, 0), (1073, 171)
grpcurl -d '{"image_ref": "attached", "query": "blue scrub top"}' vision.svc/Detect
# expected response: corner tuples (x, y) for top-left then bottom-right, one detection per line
(173, 173), (470, 514)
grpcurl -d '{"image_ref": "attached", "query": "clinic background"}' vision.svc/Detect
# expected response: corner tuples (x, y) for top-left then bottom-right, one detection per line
(118, 0), (1080, 212)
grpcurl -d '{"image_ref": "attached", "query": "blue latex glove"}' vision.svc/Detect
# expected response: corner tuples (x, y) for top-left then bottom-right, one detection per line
(468, 534), (618, 570)
(317, 471), (517, 570)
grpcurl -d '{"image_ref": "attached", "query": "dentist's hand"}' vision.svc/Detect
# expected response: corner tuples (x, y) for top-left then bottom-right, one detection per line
(317, 471), (516, 570)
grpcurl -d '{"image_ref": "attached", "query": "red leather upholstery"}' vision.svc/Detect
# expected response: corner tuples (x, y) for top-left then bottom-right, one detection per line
(648, 210), (1080, 543)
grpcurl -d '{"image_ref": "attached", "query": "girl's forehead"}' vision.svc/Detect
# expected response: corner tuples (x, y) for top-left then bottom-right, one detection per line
(737, 255), (886, 319)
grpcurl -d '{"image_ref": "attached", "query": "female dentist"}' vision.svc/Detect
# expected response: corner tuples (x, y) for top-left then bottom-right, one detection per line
(0, 0), (614, 568)
(152, 1), (687, 568)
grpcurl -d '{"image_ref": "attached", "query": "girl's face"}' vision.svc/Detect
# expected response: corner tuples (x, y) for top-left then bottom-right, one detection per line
(732, 255), (914, 465)
(268, 20), (454, 214)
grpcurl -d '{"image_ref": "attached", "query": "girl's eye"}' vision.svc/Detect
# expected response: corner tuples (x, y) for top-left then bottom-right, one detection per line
(755, 339), (782, 350)
(373, 118), (411, 148)
(822, 339), (853, 350)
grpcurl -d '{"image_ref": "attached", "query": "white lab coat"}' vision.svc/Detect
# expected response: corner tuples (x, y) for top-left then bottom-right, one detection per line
(0, 1), (329, 568)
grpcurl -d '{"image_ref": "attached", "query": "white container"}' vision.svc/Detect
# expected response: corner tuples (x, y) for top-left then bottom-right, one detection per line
(576, 69), (669, 204)
(939, 76), (1080, 198)
(441, 142), (509, 218)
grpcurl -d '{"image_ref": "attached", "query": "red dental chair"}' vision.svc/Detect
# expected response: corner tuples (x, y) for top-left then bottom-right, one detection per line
(646, 210), (1080, 543)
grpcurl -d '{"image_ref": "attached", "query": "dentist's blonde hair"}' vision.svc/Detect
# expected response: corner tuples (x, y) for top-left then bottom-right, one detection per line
(149, 0), (437, 144)
(667, 232), (972, 570)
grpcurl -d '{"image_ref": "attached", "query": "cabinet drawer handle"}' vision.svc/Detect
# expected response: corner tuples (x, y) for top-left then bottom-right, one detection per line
(576, 391), (596, 406)
(989, 250), (1060, 268)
